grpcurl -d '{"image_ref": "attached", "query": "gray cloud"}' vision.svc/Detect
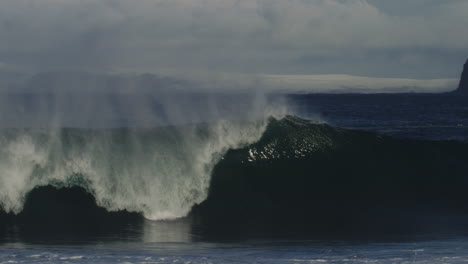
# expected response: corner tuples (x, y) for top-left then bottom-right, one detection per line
(0, 0), (466, 92)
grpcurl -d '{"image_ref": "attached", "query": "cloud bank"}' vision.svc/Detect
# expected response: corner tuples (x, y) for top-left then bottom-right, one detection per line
(0, 0), (466, 93)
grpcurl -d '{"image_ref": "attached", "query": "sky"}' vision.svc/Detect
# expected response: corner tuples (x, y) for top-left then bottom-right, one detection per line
(0, 0), (467, 93)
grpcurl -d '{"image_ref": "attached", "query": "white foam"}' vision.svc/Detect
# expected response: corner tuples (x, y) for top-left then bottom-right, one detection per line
(0, 106), (288, 220)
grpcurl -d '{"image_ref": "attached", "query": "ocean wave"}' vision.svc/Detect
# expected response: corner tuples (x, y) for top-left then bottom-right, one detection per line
(197, 116), (468, 223)
(1, 115), (468, 226)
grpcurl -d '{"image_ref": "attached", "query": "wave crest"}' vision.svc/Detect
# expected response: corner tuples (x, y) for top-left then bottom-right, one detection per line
(0, 117), (278, 220)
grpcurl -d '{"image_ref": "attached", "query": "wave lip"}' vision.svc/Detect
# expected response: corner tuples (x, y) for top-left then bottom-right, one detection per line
(0, 117), (277, 220)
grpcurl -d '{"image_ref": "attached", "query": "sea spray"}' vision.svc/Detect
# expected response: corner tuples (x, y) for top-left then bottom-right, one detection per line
(0, 108), (287, 220)
(0, 72), (289, 220)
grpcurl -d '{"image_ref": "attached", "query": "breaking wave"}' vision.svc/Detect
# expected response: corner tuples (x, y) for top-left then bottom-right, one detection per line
(0, 117), (277, 220)
(2, 115), (468, 225)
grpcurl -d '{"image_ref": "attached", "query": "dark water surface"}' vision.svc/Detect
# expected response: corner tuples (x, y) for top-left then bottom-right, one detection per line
(3, 221), (468, 264)
(3, 218), (468, 264)
(290, 94), (468, 141)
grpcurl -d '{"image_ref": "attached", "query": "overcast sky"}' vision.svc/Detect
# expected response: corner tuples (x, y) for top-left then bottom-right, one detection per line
(0, 0), (467, 92)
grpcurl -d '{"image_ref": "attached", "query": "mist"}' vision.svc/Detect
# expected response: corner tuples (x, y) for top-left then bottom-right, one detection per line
(0, 70), (289, 220)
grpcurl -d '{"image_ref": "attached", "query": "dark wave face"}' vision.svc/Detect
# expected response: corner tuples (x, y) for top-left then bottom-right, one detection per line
(2, 116), (468, 239)
(194, 116), (468, 237)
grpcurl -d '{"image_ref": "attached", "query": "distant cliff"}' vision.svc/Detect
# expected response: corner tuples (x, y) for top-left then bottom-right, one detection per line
(455, 59), (468, 93)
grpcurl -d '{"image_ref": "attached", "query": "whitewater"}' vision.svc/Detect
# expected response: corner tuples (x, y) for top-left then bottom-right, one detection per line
(0, 89), (288, 220)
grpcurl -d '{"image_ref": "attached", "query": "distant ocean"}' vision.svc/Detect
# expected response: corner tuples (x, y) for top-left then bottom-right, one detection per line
(1, 93), (468, 264)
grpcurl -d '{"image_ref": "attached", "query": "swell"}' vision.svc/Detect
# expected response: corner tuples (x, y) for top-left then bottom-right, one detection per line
(194, 116), (468, 233)
(2, 116), (468, 228)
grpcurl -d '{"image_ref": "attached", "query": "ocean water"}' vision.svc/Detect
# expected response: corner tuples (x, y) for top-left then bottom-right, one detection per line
(290, 94), (468, 141)
(1, 93), (468, 263)
(4, 236), (468, 264)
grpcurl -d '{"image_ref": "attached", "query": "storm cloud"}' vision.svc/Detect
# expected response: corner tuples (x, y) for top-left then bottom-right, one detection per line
(0, 0), (466, 92)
